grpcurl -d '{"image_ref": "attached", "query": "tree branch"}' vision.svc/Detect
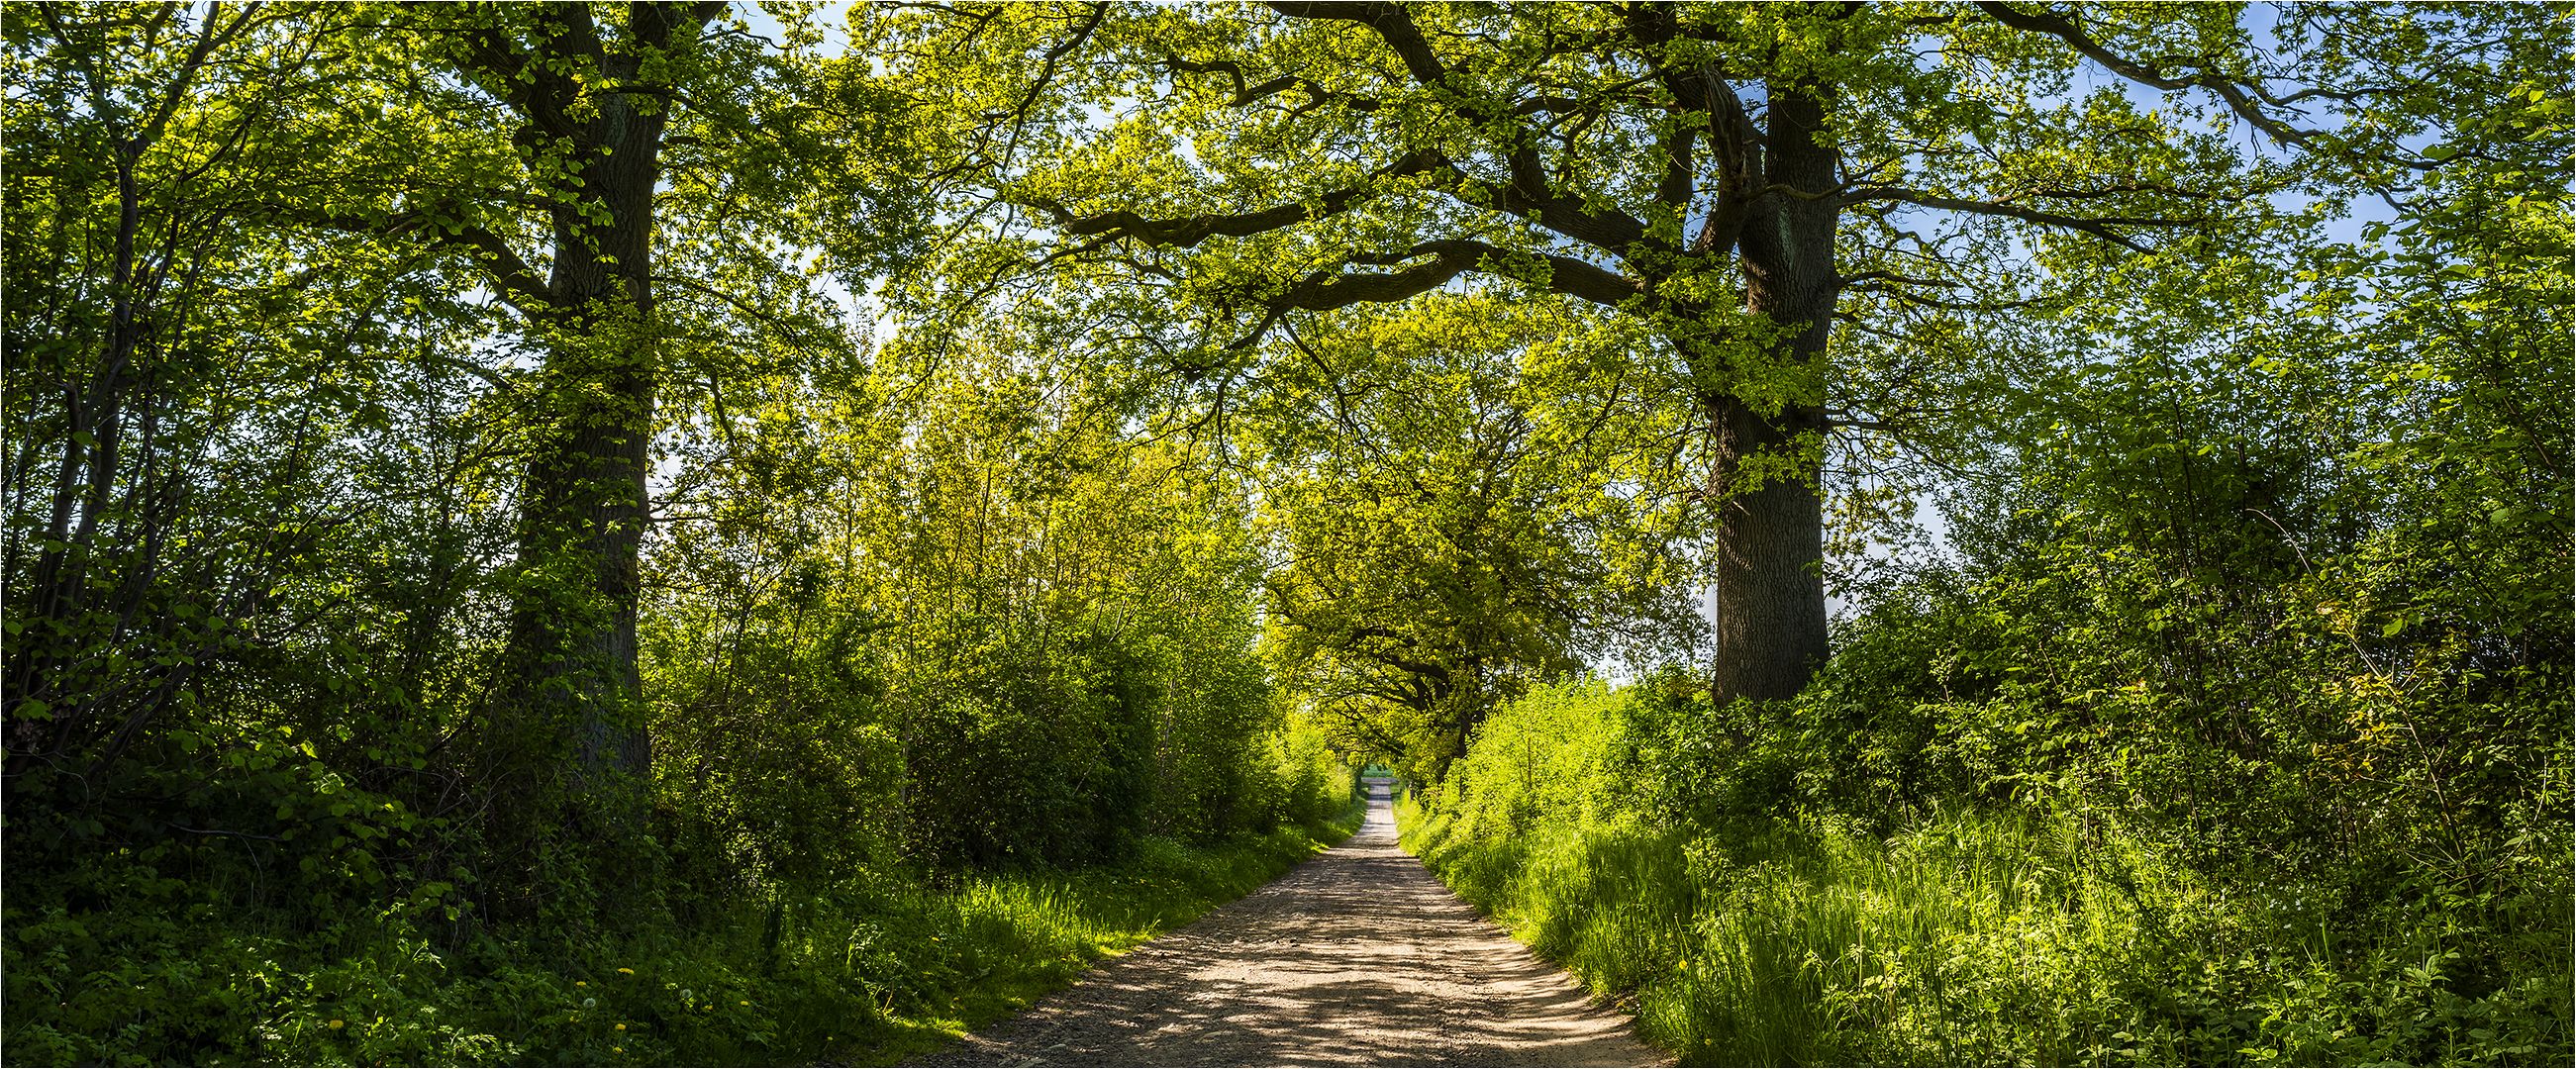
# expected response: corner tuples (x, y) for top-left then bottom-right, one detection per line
(1266, 1), (1446, 85)
(1265, 2), (1655, 258)
(1047, 149), (1447, 247)
(447, 224), (553, 311)
(1972, 1), (2432, 168)
(268, 203), (553, 314)
(1220, 238), (1641, 351)
(1011, 3), (1106, 136)
(1161, 52), (1382, 112)
(1845, 187), (2198, 252)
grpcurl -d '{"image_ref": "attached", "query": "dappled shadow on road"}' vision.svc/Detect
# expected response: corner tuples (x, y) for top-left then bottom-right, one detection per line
(912, 780), (1665, 1068)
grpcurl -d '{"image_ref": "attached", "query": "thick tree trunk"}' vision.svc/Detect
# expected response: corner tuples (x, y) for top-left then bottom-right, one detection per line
(1706, 82), (1840, 708)
(501, 86), (666, 794)
(1701, 393), (1831, 707)
(506, 337), (654, 785)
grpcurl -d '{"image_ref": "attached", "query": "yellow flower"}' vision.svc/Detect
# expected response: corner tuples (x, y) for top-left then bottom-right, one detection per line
(615, 1023), (627, 1031)
(617, 967), (635, 975)
(328, 1020), (346, 1029)
(613, 1047), (624, 1054)
(575, 981), (587, 987)
(739, 1000), (749, 1006)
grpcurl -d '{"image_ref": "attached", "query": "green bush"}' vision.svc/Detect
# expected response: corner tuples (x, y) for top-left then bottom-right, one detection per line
(1401, 675), (2571, 1066)
(5, 805), (1360, 1067)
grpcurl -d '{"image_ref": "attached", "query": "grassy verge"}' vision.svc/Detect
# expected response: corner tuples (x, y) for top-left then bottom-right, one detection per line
(5, 800), (1365, 1067)
(1398, 794), (2567, 1065)
(840, 805), (1366, 1065)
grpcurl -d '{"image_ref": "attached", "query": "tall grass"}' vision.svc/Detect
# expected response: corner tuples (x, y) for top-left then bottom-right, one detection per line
(775, 819), (1367, 1065)
(1398, 681), (2570, 1066)
(2, 800), (1367, 1067)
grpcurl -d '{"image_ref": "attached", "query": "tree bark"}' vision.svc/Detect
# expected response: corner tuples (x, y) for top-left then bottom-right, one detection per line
(469, 2), (726, 811)
(1705, 82), (1839, 708)
(1701, 393), (1830, 707)
(503, 71), (667, 793)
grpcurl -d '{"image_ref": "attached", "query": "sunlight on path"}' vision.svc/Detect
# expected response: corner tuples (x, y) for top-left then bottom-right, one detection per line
(915, 777), (1666, 1067)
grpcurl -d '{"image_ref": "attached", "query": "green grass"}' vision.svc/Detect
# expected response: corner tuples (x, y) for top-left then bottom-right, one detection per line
(1398, 795), (2569, 1066)
(833, 811), (1365, 1066)
(4, 798), (1366, 1067)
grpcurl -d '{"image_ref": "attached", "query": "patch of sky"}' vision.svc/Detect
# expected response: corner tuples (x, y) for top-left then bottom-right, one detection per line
(738, 1), (852, 59)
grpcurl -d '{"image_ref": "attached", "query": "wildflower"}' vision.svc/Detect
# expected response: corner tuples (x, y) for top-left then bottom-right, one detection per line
(575, 981), (587, 987)
(328, 1020), (346, 1029)
(613, 1047), (624, 1054)
(739, 1000), (749, 1007)
(615, 1023), (627, 1031)
(617, 967), (635, 975)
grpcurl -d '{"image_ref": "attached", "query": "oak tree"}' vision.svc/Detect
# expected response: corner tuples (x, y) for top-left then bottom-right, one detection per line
(874, 1), (2441, 707)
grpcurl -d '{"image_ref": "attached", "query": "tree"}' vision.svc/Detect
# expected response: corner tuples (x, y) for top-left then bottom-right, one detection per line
(872, 1), (2461, 706)
(5, 1), (298, 780)
(272, 1), (915, 844)
(0, 3), (509, 802)
(0, 0), (906, 913)
(386, 1), (736, 816)
(1246, 294), (1702, 779)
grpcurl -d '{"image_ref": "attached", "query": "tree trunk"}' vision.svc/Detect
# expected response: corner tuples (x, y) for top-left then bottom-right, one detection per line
(500, 82), (667, 798)
(11, 151), (151, 772)
(1706, 82), (1840, 708)
(1701, 393), (1830, 707)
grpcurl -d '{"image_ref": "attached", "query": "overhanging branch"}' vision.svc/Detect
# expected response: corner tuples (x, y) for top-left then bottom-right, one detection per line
(1973, 1), (2436, 171)
(1226, 238), (1643, 348)
(1845, 188), (2197, 252)
(1043, 149), (1445, 248)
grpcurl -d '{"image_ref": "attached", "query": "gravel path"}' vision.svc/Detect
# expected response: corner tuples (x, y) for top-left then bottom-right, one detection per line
(914, 778), (1666, 1067)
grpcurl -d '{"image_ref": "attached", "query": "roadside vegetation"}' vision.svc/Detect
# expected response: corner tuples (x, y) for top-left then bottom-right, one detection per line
(16, 801), (1357, 1065)
(1404, 673), (2566, 1064)
(1397, 132), (2575, 1058)
(7, 4), (2565, 1066)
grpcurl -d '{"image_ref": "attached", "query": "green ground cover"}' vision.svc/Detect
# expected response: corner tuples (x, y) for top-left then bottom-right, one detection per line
(1399, 681), (2569, 1066)
(10, 797), (1361, 1067)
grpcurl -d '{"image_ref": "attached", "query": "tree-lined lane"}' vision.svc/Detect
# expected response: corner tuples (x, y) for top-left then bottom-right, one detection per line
(923, 778), (1663, 1068)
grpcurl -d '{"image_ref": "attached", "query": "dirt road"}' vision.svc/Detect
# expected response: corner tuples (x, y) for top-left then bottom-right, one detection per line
(916, 779), (1666, 1067)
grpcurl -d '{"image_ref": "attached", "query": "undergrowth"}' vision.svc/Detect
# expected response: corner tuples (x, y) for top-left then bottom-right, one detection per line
(6, 797), (1363, 1067)
(1398, 681), (2570, 1066)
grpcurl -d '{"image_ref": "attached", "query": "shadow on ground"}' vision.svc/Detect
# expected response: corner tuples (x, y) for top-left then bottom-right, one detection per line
(912, 778), (1667, 1068)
